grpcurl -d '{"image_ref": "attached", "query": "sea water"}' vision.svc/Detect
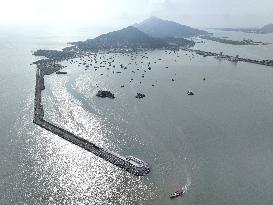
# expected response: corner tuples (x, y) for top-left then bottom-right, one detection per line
(1, 26), (273, 205)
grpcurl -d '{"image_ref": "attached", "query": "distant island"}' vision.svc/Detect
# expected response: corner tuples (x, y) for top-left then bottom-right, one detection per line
(71, 26), (195, 50)
(34, 17), (206, 68)
(200, 35), (271, 45)
(33, 17), (273, 72)
(259, 24), (273, 33)
(70, 16), (208, 50)
(213, 23), (273, 34)
(71, 26), (166, 50)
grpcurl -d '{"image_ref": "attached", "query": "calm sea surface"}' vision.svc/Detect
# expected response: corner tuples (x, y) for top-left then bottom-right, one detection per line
(0, 27), (273, 205)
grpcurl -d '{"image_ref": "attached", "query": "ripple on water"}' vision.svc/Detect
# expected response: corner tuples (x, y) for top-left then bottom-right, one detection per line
(10, 79), (156, 204)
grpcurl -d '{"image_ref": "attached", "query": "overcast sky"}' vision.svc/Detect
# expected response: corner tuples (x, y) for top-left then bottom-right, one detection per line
(0, 0), (272, 29)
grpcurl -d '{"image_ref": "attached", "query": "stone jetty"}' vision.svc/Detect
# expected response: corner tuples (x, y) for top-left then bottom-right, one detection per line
(183, 48), (273, 67)
(33, 68), (150, 176)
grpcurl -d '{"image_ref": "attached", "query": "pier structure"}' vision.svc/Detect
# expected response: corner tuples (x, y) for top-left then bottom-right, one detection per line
(183, 48), (273, 67)
(33, 68), (150, 176)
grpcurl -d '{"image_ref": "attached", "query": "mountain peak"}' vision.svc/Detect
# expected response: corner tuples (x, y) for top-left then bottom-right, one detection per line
(134, 17), (207, 38)
(124, 25), (138, 30)
(72, 26), (167, 50)
(119, 26), (140, 33)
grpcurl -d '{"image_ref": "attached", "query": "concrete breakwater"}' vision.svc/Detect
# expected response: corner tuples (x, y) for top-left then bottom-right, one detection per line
(33, 68), (150, 176)
(184, 48), (273, 67)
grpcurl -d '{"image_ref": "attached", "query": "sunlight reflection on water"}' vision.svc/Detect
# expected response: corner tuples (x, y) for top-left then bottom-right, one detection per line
(26, 73), (156, 204)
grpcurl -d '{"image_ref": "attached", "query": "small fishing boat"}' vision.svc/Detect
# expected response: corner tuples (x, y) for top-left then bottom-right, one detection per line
(170, 188), (184, 199)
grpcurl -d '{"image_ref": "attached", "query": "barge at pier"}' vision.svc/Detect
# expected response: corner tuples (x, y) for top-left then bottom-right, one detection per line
(33, 68), (150, 176)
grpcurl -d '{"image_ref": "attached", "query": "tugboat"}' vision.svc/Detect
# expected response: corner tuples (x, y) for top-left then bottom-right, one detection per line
(170, 188), (185, 199)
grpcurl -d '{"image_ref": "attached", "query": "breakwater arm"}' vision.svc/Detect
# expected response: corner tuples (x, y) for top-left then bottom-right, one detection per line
(33, 68), (150, 176)
(200, 35), (270, 45)
(183, 48), (273, 67)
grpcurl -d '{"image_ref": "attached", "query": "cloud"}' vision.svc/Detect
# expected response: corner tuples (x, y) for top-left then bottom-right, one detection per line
(0, 0), (272, 28)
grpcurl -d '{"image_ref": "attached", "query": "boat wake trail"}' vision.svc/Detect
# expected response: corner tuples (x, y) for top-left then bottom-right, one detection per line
(182, 169), (191, 193)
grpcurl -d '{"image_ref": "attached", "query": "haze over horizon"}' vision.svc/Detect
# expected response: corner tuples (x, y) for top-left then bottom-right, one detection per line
(0, 0), (272, 30)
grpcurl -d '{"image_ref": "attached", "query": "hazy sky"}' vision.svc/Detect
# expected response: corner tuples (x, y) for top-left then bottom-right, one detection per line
(0, 0), (272, 29)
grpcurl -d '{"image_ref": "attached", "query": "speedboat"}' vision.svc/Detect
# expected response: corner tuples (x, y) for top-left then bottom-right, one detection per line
(170, 188), (184, 199)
